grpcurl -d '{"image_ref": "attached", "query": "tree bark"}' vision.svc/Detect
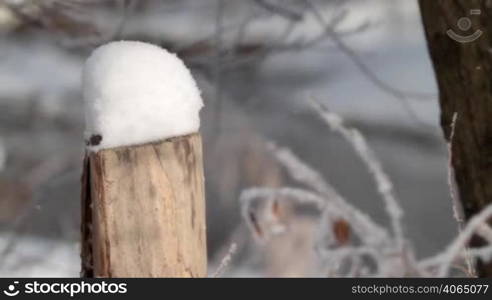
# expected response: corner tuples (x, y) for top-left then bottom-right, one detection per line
(419, 0), (492, 277)
(81, 133), (207, 277)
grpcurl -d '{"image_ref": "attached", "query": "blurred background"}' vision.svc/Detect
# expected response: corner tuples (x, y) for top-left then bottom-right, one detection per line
(0, 0), (456, 277)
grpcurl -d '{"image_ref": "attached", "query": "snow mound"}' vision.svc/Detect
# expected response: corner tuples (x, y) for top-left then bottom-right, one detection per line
(82, 41), (203, 151)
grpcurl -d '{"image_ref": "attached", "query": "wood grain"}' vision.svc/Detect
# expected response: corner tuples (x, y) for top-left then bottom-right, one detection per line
(81, 133), (207, 277)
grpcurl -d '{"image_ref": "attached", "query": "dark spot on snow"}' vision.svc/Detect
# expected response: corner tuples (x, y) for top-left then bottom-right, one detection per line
(89, 134), (103, 146)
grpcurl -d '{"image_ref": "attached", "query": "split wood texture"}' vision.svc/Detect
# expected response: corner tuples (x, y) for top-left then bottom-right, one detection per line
(81, 133), (207, 277)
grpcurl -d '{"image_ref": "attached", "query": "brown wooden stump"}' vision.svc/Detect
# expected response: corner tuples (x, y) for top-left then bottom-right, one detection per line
(81, 133), (207, 277)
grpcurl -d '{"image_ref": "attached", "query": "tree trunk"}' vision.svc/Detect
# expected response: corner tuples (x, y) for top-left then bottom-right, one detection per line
(419, 0), (492, 277)
(81, 133), (207, 277)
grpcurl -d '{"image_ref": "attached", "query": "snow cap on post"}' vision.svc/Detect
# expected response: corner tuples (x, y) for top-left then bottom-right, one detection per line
(82, 41), (203, 152)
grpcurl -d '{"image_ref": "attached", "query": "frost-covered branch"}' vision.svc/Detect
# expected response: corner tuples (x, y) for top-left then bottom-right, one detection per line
(309, 99), (405, 250)
(239, 107), (492, 277)
(446, 113), (474, 275)
(212, 243), (237, 278)
(264, 145), (391, 245)
(420, 205), (492, 277)
(0, 137), (6, 172)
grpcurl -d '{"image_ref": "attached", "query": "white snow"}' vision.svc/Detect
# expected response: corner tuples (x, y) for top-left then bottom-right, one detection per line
(82, 41), (203, 151)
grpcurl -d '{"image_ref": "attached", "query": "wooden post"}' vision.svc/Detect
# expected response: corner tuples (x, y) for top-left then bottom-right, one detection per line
(81, 133), (207, 277)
